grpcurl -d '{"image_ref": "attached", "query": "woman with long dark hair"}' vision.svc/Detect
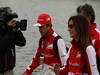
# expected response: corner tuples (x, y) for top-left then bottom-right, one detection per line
(54, 15), (99, 75)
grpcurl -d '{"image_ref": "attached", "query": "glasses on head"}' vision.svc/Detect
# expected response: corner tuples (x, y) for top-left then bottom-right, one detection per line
(68, 24), (74, 29)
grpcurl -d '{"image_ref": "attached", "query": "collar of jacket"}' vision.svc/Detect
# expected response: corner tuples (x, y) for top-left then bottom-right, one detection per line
(89, 23), (96, 31)
(39, 29), (54, 48)
(89, 23), (99, 39)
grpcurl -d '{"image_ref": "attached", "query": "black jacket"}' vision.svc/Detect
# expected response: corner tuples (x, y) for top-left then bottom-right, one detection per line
(0, 25), (26, 72)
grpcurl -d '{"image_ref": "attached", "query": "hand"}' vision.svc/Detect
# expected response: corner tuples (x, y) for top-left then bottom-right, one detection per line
(7, 20), (16, 27)
(53, 63), (60, 75)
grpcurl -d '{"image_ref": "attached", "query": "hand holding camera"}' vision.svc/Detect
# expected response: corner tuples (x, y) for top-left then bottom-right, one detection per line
(7, 20), (16, 27)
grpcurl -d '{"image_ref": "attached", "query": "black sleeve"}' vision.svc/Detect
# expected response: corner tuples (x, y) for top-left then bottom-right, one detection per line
(14, 30), (26, 46)
(0, 28), (12, 49)
(0, 28), (26, 52)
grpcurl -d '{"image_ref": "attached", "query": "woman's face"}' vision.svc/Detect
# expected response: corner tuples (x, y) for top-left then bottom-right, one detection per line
(68, 20), (77, 38)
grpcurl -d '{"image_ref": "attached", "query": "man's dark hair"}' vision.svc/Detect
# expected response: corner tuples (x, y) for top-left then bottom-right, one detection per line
(0, 7), (11, 14)
(77, 5), (82, 13)
(77, 4), (95, 24)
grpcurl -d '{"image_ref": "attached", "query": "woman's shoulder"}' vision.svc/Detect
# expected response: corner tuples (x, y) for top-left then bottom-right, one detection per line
(86, 45), (96, 56)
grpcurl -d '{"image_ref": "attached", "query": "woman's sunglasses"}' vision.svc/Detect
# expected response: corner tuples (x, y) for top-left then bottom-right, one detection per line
(68, 24), (74, 29)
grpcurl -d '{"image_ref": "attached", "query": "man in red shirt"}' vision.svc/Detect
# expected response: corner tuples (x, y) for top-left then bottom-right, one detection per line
(77, 3), (100, 73)
(23, 13), (67, 75)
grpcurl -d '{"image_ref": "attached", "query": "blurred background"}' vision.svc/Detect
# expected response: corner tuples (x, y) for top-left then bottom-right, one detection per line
(0, 0), (100, 74)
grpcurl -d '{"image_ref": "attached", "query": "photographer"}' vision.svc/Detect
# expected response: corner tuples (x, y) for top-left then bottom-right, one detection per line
(0, 7), (26, 75)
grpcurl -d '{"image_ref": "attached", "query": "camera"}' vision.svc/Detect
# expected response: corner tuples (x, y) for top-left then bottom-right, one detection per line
(15, 19), (27, 31)
(0, 7), (27, 31)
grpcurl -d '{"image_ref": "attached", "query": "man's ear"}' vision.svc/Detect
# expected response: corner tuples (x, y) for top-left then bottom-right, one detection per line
(88, 16), (92, 22)
(86, 16), (91, 24)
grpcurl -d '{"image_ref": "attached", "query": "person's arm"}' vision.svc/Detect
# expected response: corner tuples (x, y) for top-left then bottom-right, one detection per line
(57, 39), (67, 66)
(23, 48), (42, 75)
(23, 58), (39, 75)
(14, 30), (26, 46)
(54, 59), (69, 75)
(86, 45), (99, 75)
(94, 38), (100, 57)
(54, 47), (71, 75)
(7, 20), (26, 46)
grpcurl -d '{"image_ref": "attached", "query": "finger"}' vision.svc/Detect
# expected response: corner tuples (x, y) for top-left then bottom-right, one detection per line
(8, 20), (16, 27)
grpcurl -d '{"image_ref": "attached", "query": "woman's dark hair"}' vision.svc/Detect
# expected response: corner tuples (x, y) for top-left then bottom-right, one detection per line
(77, 4), (95, 24)
(68, 15), (92, 57)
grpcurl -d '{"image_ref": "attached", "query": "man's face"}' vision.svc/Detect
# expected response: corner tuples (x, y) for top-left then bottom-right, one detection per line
(68, 20), (77, 38)
(39, 25), (50, 36)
